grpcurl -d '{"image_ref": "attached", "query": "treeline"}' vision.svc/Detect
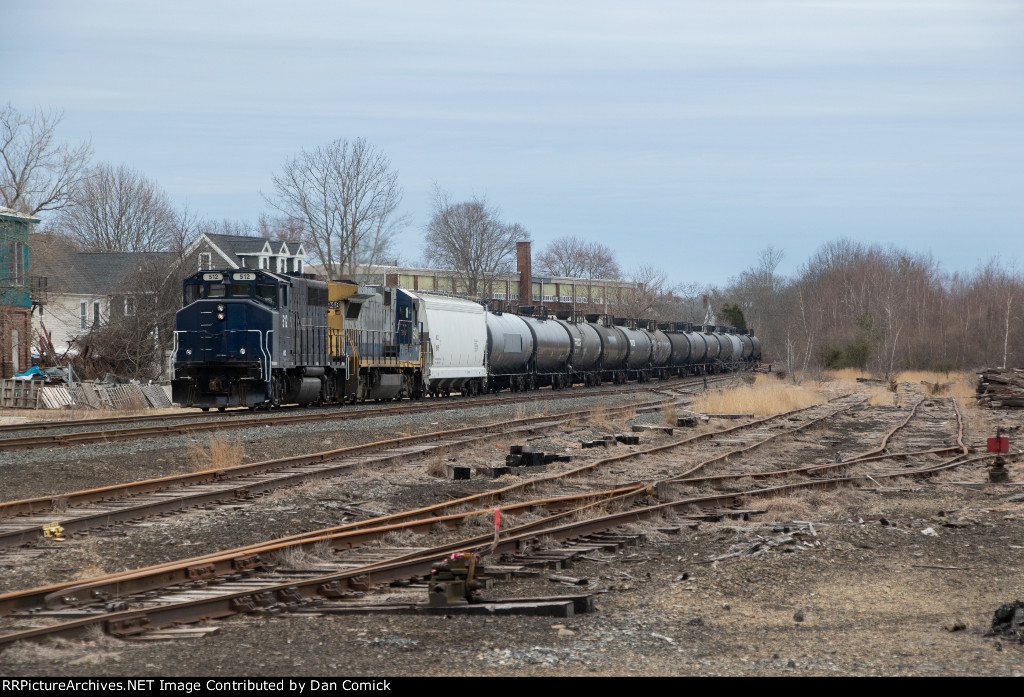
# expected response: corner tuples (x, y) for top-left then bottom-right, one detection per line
(654, 241), (1021, 375)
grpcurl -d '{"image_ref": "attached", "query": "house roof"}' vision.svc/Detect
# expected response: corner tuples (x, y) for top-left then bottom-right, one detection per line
(199, 234), (306, 268)
(31, 235), (176, 295)
(0, 206), (41, 224)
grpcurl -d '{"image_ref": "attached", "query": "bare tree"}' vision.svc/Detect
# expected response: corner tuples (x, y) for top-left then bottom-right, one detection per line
(198, 217), (255, 237)
(619, 264), (668, 319)
(0, 104), (92, 216)
(423, 188), (528, 296)
(67, 254), (182, 380)
(256, 212), (305, 242)
(265, 138), (404, 279)
(57, 163), (178, 252)
(535, 235), (621, 279)
(168, 203), (202, 259)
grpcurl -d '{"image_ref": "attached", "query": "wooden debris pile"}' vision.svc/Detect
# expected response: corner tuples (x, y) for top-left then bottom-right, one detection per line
(976, 368), (1024, 408)
(0, 379), (172, 410)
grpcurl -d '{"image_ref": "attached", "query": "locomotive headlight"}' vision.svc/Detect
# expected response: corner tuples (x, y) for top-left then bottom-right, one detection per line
(239, 348), (246, 355)
(217, 305), (225, 312)
(185, 349), (192, 356)
(217, 313), (225, 320)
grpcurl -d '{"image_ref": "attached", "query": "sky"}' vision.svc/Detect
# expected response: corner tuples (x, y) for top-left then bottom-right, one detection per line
(3, 0), (1022, 287)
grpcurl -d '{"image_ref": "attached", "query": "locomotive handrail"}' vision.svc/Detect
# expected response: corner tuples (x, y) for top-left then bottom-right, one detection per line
(262, 330), (272, 383)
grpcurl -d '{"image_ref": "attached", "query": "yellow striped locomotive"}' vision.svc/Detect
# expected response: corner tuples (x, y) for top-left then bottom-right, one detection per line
(171, 269), (760, 410)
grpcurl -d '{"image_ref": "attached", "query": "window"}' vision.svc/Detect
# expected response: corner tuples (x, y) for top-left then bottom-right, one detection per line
(295, 259), (303, 273)
(198, 252), (212, 271)
(255, 283), (276, 305)
(259, 257), (268, 269)
(207, 284), (226, 298)
(125, 297), (135, 316)
(8, 241), (23, 285)
(80, 301), (87, 329)
(229, 283), (251, 297)
(93, 301), (100, 326)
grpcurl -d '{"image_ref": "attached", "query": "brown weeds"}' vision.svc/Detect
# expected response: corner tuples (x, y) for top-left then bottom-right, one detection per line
(186, 432), (245, 472)
(691, 374), (822, 417)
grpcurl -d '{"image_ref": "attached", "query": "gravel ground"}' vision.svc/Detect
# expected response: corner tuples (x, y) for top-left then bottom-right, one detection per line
(0, 390), (660, 501)
(2, 381), (1024, 676)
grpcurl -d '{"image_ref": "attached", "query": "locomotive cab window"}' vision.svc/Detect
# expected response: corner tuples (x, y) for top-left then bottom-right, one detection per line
(255, 283), (277, 306)
(207, 283), (226, 298)
(184, 284), (201, 305)
(229, 283), (251, 298)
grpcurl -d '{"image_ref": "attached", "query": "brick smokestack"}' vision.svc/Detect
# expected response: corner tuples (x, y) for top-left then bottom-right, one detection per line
(516, 241), (531, 308)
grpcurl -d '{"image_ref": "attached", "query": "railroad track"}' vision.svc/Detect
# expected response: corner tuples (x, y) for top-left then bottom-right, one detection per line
(0, 398), (674, 548)
(0, 387), (988, 647)
(0, 376), (718, 452)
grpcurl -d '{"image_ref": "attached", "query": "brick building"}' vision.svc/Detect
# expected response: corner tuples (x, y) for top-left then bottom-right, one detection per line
(310, 242), (640, 317)
(0, 207), (41, 377)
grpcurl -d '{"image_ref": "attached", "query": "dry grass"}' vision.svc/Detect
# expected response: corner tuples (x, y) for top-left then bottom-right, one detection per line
(75, 538), (107, 580)
(381, 529), (423, 546)
(425, 449), (447, 478)
(0, 405), (188, 424)
(763, 492), (814, 521)
(1, 627), (122, 664)
(868, 385), (900, 407)
(186, 432), (245, 472)
(691, 374), (822, 417)
(661, 403), (678, 426)
(950, 372), (979, 404)
(267, 541), (335, 569)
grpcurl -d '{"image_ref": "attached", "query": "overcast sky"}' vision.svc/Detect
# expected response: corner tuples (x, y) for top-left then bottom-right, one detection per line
(3, 1), (1022, 286)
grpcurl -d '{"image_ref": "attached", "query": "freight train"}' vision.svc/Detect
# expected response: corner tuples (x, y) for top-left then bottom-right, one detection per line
(171, 269), (761, 410)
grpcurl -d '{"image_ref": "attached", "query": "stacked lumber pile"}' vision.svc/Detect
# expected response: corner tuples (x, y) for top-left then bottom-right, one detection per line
(976, 368), (1024, 408)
